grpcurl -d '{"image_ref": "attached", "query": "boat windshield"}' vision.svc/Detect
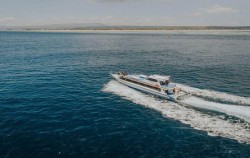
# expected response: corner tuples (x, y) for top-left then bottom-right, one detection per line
(147, 78), (158, 82)
(160, 80), (169, 86)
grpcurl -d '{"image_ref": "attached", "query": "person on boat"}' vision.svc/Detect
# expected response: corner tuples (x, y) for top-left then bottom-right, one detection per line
(165, 80), (169, 85)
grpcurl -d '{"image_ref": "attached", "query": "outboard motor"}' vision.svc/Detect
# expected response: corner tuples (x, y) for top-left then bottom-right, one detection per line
(165, 89), (173, 95)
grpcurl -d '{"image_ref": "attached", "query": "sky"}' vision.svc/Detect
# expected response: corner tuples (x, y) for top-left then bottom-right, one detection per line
(0, 0), (250, 26)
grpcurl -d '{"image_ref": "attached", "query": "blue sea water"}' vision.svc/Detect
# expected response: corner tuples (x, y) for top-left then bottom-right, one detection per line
(0, 31), (250, 157)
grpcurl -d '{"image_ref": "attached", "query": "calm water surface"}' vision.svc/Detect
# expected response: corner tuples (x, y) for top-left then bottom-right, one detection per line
(0, 31), (250, 157)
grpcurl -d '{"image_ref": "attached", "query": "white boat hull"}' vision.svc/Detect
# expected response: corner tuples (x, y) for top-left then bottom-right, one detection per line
(111, 74), (176, 101)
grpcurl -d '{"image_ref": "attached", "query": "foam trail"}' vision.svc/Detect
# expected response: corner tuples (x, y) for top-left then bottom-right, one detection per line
(102, 81), (250, 144)
(178, 84), (250, 106)
(180, 96), (250, 123)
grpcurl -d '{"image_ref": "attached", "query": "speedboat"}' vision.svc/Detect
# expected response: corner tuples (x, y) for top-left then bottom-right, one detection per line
(111, 71), (187, 101)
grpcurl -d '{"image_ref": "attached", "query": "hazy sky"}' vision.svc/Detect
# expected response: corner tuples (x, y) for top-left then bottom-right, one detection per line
(0, 0), (249, 26)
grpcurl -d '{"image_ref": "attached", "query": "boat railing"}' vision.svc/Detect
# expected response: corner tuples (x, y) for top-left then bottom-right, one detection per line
(120, 76), (161, 91)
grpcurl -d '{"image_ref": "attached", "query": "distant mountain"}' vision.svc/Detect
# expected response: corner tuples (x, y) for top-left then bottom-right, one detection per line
(34, 23), (106, 29)
(0, 23), (106, 30)
(1, 24), (250, 31)
(68, 26), (250, 30)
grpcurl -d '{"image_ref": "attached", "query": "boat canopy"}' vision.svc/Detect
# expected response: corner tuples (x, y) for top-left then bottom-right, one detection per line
(148, 75), (170, 82)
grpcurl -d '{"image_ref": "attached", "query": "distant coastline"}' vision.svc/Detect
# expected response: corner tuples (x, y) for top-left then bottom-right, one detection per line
(1, 25), (250, 31)
(22, 26), (250, 31)
(2, 29), (250, 36)
(1, 25), (250, 35)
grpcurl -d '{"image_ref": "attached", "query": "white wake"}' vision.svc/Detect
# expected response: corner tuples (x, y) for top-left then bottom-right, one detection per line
(179, 96), (250, 123)
(178, 84), (250, 106)
(102, 81), (250, 144)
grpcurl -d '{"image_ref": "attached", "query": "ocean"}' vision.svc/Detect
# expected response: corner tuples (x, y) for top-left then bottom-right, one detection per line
(0, 31), (250, 157)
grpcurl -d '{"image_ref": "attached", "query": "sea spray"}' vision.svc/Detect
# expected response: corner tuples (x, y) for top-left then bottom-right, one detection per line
(180, 96), (250, 123)
(102, 80), (250, 144)
(178, 84), (250, 106)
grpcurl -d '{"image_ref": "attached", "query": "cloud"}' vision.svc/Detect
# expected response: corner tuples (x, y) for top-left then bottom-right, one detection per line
(88, 0), (135, 3)
(203, 5), (238, 14)
(190, 11), (202, 17)
(0, 17), (17, 23)
(88, 0), (172, 3)
(97, 0), (126, 2)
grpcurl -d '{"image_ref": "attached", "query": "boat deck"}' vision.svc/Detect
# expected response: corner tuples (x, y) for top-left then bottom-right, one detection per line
(120, 75), (161, 91)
